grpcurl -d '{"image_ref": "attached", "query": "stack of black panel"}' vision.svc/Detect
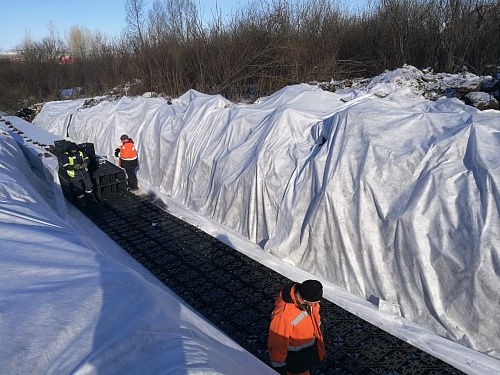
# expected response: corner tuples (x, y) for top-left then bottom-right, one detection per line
(92, 160), (127, 198)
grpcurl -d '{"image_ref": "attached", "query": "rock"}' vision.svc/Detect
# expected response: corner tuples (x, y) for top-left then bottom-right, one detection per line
(464, 92), (499, 110)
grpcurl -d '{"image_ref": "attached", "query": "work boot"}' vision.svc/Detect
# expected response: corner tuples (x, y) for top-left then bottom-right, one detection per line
(128, 181), (138, 191)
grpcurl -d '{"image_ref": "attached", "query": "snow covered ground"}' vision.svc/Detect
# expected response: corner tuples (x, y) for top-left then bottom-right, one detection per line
(1, 65), (500, 374)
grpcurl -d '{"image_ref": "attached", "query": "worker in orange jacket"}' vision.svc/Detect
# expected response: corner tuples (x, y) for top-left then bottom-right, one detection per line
(268, 280), (326, 375)
(115, 134), (139, 190)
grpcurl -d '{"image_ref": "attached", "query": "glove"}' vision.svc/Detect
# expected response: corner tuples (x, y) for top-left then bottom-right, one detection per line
(272, 365), (287, 375)
(114, 148), (120, 157)
(82, 162), (88, 169)
(73, 164), (82, 170)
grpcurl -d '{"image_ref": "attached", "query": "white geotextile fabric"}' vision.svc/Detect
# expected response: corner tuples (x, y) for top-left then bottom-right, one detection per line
(0, 129), (275, 374)
(32, 67), (500, 360)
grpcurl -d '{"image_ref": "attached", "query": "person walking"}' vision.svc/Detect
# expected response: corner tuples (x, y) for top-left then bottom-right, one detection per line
(115, 134), (139, 191)
(61, 142), (93, 205)
(268, 279), (326, 375)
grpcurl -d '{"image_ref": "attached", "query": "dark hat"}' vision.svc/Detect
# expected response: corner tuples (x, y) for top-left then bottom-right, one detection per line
(120, 134), (129, 140)
(67, 142), (78, 151)
(299, 280), (323, 302)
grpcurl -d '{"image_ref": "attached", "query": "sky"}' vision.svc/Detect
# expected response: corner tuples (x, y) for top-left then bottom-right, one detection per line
(0, 0), (124, 50)
(1, 65), (499, 374)
(0, 0), (244, 50)
(0, 0), (369, 51)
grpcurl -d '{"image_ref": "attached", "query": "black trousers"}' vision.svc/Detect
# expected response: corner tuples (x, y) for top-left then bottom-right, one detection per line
(120, 158), (138, 188)
(71, 170), (93, 197)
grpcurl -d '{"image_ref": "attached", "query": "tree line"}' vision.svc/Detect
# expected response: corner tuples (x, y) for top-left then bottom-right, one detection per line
(0, 0), (499, 111)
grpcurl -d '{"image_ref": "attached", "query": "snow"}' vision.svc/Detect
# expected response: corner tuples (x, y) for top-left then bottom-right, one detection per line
(1, 65), (500, 374)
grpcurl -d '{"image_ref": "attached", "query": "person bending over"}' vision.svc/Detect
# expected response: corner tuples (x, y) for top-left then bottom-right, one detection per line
(115, 134), (139, 190)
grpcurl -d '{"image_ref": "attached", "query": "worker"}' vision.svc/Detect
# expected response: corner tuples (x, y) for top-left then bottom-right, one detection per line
(268, 279), (326, 375)
(115, 134), (138, 191)
(62, 142), (93, 206)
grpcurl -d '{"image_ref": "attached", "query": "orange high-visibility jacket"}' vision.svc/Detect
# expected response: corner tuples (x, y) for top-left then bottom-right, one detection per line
(268, 283), (326, 374)
(118, 139), (137, 160)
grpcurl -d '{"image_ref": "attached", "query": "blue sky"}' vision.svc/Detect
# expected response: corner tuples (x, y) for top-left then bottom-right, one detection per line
(0, 0), (126, 50)
(0, 0), (249, 50)
(0, 0), (368, 51)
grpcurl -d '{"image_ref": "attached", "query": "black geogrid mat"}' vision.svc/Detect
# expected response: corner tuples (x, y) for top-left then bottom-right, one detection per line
(79, 192), (464, 374)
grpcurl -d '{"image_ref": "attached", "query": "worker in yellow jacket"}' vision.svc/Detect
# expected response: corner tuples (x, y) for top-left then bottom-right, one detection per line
(268, 280), (326, 375)
(62, 142), (93, 205)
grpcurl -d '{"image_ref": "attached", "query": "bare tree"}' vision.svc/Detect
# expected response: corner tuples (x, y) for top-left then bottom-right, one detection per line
(18, 23), (66, 100)
(126, 0), (147, 48)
